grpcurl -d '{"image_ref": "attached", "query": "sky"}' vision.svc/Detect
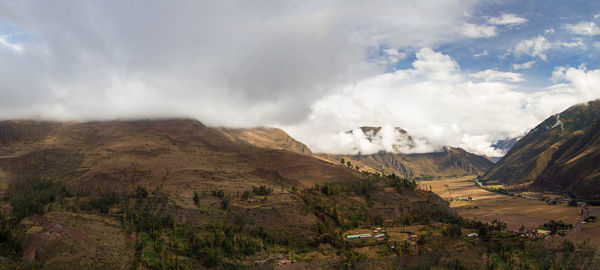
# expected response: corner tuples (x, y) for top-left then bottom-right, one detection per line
(0, 1), (599, 157)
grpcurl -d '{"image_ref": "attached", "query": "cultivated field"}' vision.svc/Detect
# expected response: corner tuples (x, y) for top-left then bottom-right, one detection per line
(426, 176), (580, 230)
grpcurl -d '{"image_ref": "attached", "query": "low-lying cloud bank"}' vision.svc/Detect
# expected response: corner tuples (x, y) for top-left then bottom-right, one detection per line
(284, 48), (600, 157)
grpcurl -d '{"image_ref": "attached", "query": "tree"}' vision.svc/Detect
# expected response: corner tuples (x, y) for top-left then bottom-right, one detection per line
(193, 191), (201, 207)
(241, 190), (251, 201)
(340, 158), (345, 164)
(221, 195), (231, 211)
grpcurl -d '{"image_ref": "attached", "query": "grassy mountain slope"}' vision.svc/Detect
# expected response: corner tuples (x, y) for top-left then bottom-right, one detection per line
(216, 127), (312, 155)
(482, 99), (600, 200)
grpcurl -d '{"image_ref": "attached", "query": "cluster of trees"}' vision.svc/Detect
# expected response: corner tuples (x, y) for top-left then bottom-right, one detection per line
(542, 220), (573, 234)
(385, 173), (417, 191)
(240, 185), (274, 201)
(7, 178), (71, 220)
(340, 157), (360, 170)
(251, 185), (273, 196)
(314, 183), (343, 196)
(0, 213), (24, 261)
(442, 224), (462, 238)
(121, 188), (187, 269)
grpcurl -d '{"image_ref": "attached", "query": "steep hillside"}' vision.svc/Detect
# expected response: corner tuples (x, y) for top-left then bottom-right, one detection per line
(216, 127), (312, 155)
(482, 99), (600, 200)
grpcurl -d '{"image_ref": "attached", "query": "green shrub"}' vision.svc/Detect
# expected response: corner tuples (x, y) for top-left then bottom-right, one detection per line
(135, 186), (149, 199)
(241, 190), (251, 201)
(221, 195), (231, 211)
(252, 185), (273, 196)
(211, 189), (225, 198)
(80, 192), (120, 214)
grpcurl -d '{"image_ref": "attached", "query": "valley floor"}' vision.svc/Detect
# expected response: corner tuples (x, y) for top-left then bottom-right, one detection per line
(426, 176), (580, 231)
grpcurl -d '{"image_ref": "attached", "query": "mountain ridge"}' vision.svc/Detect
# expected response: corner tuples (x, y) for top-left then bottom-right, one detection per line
(317, 126), (493, 178)
(482, 99), (600, 200)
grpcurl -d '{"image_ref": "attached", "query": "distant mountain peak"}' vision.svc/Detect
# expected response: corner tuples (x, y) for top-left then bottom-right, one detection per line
(344, 126), (436, 155)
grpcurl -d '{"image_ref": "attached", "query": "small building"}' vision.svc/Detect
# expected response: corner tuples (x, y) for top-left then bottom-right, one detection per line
(359, 233), (372, 238)
(346, 234), (360, 239)
(467, 233), (478, 237)
(407, 234), (418, 240)
(374, 233), (386, 239)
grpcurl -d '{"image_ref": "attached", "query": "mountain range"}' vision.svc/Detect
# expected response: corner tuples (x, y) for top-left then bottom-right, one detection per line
(483, 99), (600, 201)
(317, 126), (493, 178)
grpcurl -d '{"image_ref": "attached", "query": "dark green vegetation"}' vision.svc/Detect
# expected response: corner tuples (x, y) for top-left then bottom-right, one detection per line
(483, 99), (600, 200)
(0, 213), (24, 263)
(539, 220), (574, 235)
(6, 178), (71, 220)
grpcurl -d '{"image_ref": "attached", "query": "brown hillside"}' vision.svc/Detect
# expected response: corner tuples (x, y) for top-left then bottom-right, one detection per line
(216, 127), (312, 155)
(0, 119), (352, 192)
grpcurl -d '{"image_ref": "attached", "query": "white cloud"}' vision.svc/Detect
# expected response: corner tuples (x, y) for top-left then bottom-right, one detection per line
(286, 49), (600, 157)
(473, 50), (488, 57)
(411, 47), (462, 82)
(563, 21), (600, 36)
(327, 126), (438, 155)
(555, 38), (585, 49)
(471, 69), (524, 82)
(594, 41), (600, 50)
(381, 48), (407, 64)
(513, 35), (552, 61)
(511, 35), (586, 61)
(545, 28), (555, 34)
(488, 13), (528, 25)
(551, 66), (600, 102)
(0, 35), (24, 53)
(513, 61), (536, 70)
(0, 0), (485, 125)
(461, 23), (497, 38)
